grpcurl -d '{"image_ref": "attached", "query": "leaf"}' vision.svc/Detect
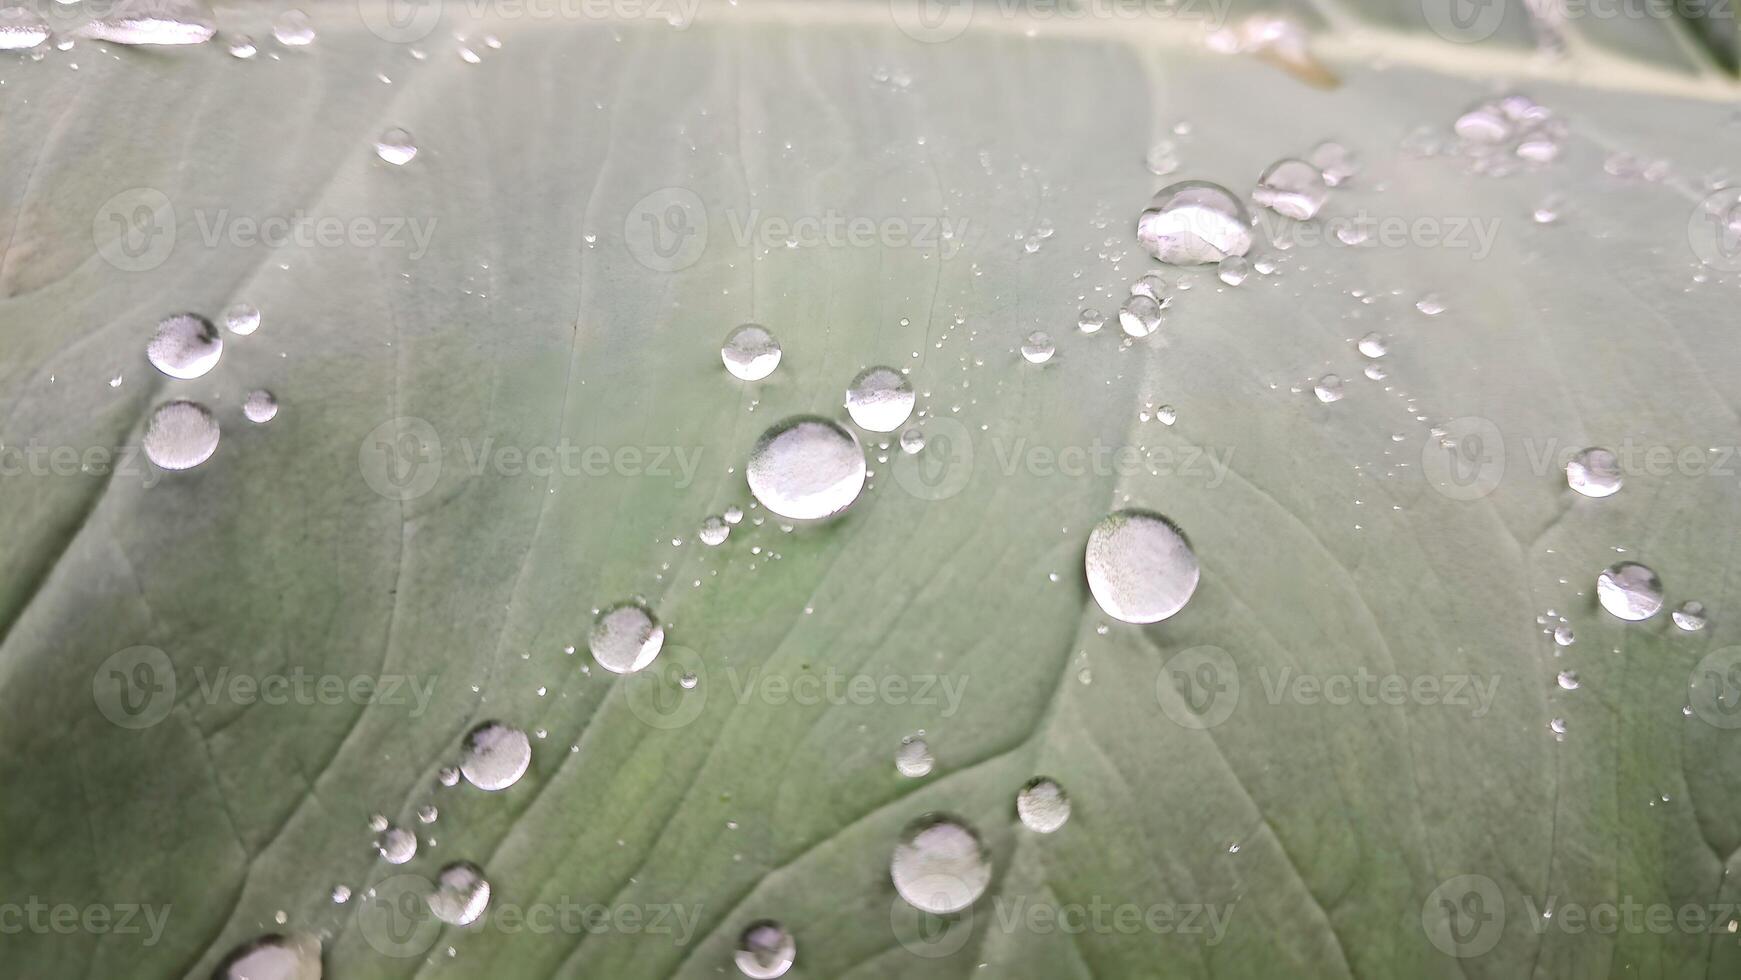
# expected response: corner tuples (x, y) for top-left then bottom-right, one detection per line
(2, 2), (1739, 978)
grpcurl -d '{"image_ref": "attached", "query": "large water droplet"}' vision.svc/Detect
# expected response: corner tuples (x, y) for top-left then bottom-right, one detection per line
(1016, 777), (1071, 833)
(1566, 448), (1621, 498)
(1596, 562), (1663, 621)
(427, 862), (490, 926)
(1119, 295), (1162, 338)
(699, 516), (730, 546)
(143, 401), (219, 470)
(746, 416), (866, 520)
(589, 601), (664, 674)
(375, 128), (417, 166)
(148, 313), (222, 380)
(215, 933), (322, 980)
(895, 736), (933, 778)
(722, 324), (782, 381)
(1085, 509), (1199, 624)
(890, 813), (992, 914)
(1252, 159), (1327, 220)
(844, 367), (915, 432)
(734, 920), (796, 979)
(272, 8), (315, 46)
(0, 7), (50, 50)
(377, 826), (417, 864)
(77, 0), (216, 45)
(1136, 180), (1253, 266)
(243, 390), (278, 424)
(459, 722), (531, 791)
(1672, 600), (1708, 631)
(1021, 331), (1055, 364)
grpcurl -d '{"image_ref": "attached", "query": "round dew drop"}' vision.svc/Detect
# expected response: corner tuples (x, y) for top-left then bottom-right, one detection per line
(1251, 158), (1328, 221)
(899, 428), (926, 454)
(1021, 331), (1055, 364)
(589, 602), (664, 674)
(1119, 295), (1162, 338)
(224, 303), (261, 336)
(895, 736), (933, 778)
(1596, 562), (1663, 621)
(243, 390), (278, 423)
(459, 721), (531, 791)
(1136, 180), (1253, 265)
(1313, 374), (1344, 403)
(375, 128), (417, 165)
(844, 366), (915, 432)
(428, 862), (491, 926)
(148, 313), (223, 380)
(734, 920), (796, 979)
(1216, 255), (1250, 286)
(891, 813), (992, 914)
(377, 826), (417, 864)
(746, 416), (867, 520)
(1672, 601), (1707, 631)
(1016, 777), (1071, 833)
(1565, 448), (1622, 498)
(722, 324), (782, 381)
(144, 401), (220, 470)
(699, 515), (730, 546)
(1078, 308), (1106, 334)
(1084, 509), (1200, 624)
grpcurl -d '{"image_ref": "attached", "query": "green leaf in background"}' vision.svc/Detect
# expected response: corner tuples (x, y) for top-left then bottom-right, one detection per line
(2, 1), (1739, 977)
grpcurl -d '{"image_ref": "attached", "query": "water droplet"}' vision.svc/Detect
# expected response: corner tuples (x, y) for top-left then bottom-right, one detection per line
(1672, 601), (1708, 631)
(331, 885), (351, 904)
(1016, 777), (1070, 833)
(377, 826), (417, 864)
(418, 804), (438, 824)
(368, 814), (390, 833)
(1549, 717), (1568, 736)
(1216, 255), (1250, 286)
(243, 390), (278, 424)
(1557, 670), (1580, 690)
(1077, 308), (1106, 334)
(895, 736), (933, 778)
(734, 920), (796, 979)
(272, 8), (315, 46)
(899, 428), (925, 454)
(148, 313), (222, 380)
(698, 515), (730, 547)
(1143, 140), (1179, 176)
(77, 0), (216, 45)
(1130, 273), (1167, 302)
(1085, 509), (1199, 624)
(1308, 141), (1358, 186)
(225, 34), (255, 58)
(844, 367), (915, 432)
(143, 401), (219, 470)
(1565, 448), (1621, 498)
(1533, 197), (1561, 224)
(722, 324), (782, 381)
(1596, 562), (1664, 621)
(723, 505), (744, 525)
(1252, 159), (1327, 220)
(590, 602), (664, 674)
(1415, 294), (1446, 316)
(890, 813), (992, 914)
(747, 416), (867, 520)
(1020, 331), (1055, 364)
(1156, 405), (1177, 426)
(427, 862), (490, 926)
(1119, 295), (1162, 338)
(437, 766), (460, 787)
(215, 934), (321, 980)
(1313, 375), (1344, 403)
(459, 722), (531, 791)
(1553, 624), (1575, 646)
(1136, 180), (1253, 266)
(375, 128), (417, 166)
(1454, 104), (1512, 143)
(223, 303), (261, 336)
(1356, 332), (1387, 358)
(0, 7), (50, 50)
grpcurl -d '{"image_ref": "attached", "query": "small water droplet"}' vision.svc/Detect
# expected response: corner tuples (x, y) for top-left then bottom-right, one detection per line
(1015, 777), (1071, 833)
(1672, 601), (1708, 631)
(1252, 159), (1327, 220)
(1415, 294), (1446, 316)
(1566, 448), (1621, 498)
(895, 736), (934, 778)
(723, 505), (744, 525)
(1553, 624), (1575, 646)
(243, 390), (278, 424)
(1077, 308), (1106, 334)
(459, 722), (532, 791)
(722, 324), (782, 381)
(143, 401), (219, 470)
(590, 602), (665, 674)
(1596, 562), (1664, 621)
(1557, 670), (1580, 690)
(1313, 374), (1344, 403)
(223, 303), (261, 336)
(734, 920), (796, 979)
(747, 416), (867, 520)
(1020, 331), (1055, 364)
(272, 8), (315, 46)
(1356, 332), (1387, 358)
(891, 813), (992, 914)
(1155, 405), (1177, 426)
(1216, 255), (1250, 286)
(148, 313), (222, 380)
(1119, 295), (1162, 338)
(377, 826), (417, 864)
(437, 766), (460, 787)
(225, 33), (256, 58)
(899, 428), (926, 454)
(1085, 509), (1199, 624)
(1308, 140), (1358, 186)
(427, 862), (490, 926)
(845, 367), (915, 432)
(375, 128), (417, 166)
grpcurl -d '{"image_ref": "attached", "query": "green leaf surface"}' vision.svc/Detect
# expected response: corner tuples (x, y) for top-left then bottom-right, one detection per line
(3, 2), (1740, 977)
